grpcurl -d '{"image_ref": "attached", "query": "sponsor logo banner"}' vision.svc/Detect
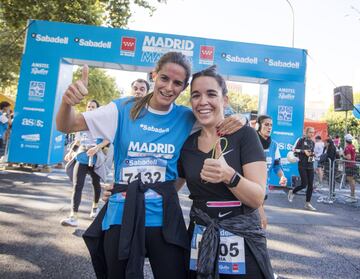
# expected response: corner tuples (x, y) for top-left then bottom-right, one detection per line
(31, 63), (49, 76)
(28, 81), (46, 102)
(199, 45), (215, 65)
(278, 87), (295, 100)
(23, 107), (45, 113)
(264, 58), (300, 69)
(21, 133), (40, 142)
(221, 53), (258, 65)
(74, 37), (112, 49)
(21, 118), (44, 128)
(120, 37), (136, 57)
(277, 105), (293, 126)
(32, 33), (68, 44)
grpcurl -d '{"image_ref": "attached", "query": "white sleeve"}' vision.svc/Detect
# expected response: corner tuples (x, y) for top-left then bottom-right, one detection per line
(82, 102), (118, 142)
(0, 114), (8, 124)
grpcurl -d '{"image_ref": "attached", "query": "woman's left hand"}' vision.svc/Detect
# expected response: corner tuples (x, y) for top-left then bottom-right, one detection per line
(200, 141), (235, 184)
(216, 114), (247, 136)
(87, 146), (99, 157)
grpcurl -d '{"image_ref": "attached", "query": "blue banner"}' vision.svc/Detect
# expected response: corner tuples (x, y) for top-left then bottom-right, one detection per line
(8, 20), (307, 165)
(266, 80), (306, 186)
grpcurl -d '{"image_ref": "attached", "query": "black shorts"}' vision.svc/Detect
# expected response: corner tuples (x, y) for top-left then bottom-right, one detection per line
(345, 166), (357, 177)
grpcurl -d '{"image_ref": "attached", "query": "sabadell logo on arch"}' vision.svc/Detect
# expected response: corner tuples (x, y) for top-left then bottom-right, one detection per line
(74, 37), (112, 49)
(264, 58), (300, 69)
(31, 33), (68, 44)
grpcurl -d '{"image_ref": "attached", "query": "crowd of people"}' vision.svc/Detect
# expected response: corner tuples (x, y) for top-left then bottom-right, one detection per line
(0, 101), (12, 158)
(53, 51), (358, 278)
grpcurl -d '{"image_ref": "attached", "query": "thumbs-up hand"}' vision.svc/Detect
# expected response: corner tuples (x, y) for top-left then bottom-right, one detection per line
(200, 139), (235, 184)
(62, 65), (89, 106)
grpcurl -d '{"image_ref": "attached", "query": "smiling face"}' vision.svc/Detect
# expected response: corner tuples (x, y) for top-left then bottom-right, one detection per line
(149, 62), (187, 111)
(190, 76), (228, 127)
(259, 118), (273, 139)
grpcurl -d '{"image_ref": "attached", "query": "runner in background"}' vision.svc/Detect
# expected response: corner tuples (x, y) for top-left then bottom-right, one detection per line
(256, 115), (287, 229)
(0, 101), (11, 157)
(314, 135), (324, 190)
(343, 134), (357, 203)
(61, 100), (110, 227)
(288, 127), (317, 211)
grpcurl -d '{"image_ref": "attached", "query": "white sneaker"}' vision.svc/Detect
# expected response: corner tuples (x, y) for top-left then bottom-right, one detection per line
(304, 202), (316, 211)
(60, 216), (78, 227)
(345, 197), (357, 203)
(90, 207), (99, 218)
(288, 190), (294, 202)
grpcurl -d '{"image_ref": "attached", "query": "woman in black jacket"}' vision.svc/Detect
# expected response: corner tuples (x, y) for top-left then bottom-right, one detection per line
(319, 138), (337, 190)
(288, 127), (317, 210)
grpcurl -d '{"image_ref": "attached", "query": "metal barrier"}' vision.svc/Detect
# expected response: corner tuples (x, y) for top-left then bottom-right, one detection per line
(318, 158), (359, 204)
(316, 158), (334, 204)
(331, 159), (359, 201)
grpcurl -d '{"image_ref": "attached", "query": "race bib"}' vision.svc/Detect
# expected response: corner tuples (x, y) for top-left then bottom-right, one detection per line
(190, 224), (246, 275)
(121, 156), (166, 184)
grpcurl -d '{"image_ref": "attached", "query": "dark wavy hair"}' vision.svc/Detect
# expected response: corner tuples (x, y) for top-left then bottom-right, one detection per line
(88, 99), (100, 108)
(190, 65), (227, 96)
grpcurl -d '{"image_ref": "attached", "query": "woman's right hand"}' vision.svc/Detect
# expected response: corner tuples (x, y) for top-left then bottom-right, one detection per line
(62, 65), (89, 106)
(102, 184), (114, 202)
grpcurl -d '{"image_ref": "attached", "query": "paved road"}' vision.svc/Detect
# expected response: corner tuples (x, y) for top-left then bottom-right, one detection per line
(0, 168), (359, 279)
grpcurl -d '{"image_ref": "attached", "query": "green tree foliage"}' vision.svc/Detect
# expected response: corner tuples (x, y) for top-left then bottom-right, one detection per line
(323, 92), (360, 138)
(227, 91), (258, 113)
(175, 88), (190, 107)
(0, 0), (165, 91)
(73, 67), (120, 112)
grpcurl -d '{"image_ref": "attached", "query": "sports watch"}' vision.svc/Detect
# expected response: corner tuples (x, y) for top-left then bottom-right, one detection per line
(226, 171), (241, 188)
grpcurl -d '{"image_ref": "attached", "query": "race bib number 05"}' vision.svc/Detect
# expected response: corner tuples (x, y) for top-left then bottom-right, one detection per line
(190, 224), (246, 275)
(121, 157), (166, 184)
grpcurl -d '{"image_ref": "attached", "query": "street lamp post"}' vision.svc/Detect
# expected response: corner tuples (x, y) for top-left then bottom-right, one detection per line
(285, 0), (295, 47)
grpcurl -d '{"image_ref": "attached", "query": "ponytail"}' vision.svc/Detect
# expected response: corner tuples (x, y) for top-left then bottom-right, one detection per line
(130, 92), (153, 120)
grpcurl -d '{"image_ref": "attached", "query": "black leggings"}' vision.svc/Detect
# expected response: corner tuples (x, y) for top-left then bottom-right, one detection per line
(103, 225), (188, 279)
(71, 161), (101, 212)
(293, 167), (314, 202)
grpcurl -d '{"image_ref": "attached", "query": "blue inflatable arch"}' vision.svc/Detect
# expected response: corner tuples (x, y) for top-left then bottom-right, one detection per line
(9, 20), (307, 185)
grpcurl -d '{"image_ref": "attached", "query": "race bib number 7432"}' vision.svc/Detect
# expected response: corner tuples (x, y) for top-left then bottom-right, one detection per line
(121, 157), (166, 184)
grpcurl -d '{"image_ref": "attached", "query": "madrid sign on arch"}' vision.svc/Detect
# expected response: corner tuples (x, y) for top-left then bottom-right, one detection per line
(9, 20), (307, 187)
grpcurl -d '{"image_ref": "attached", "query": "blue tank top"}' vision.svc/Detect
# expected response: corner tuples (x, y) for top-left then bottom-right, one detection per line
(102, 97), (195, 229)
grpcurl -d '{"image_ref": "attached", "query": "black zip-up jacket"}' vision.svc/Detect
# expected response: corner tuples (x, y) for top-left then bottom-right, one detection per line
(83, 180), (189, 279)
(294, 137), (315, 169)
(190, 206), (274, 279)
